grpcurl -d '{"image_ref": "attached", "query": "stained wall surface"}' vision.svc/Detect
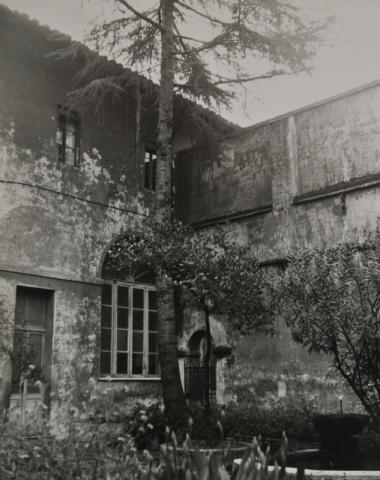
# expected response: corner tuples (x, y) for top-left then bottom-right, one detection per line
(0, 5), (162, 421)
(4, 2), (380, 420)
(175, 80), (380, 411)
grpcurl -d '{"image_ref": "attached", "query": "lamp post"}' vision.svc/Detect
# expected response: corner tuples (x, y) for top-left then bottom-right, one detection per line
(203, 296), (214, 412)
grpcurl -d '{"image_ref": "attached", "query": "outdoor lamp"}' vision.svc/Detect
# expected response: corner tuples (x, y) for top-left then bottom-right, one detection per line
(205, 297), (214, 311)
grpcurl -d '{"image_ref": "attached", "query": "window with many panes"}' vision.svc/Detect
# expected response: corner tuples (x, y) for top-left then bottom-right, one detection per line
(144, 149), (157, 190)
(100, 283), (159, 377)
(56, 106), (81, 166)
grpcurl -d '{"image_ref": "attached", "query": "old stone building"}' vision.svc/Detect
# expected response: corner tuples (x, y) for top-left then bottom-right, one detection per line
(175, 78), (380, 410)
(2, 4), (380, 424)
(0, 5), (233, 424)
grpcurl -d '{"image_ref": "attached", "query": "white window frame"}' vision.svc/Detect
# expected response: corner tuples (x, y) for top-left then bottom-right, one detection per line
(100, 281), (159, 379)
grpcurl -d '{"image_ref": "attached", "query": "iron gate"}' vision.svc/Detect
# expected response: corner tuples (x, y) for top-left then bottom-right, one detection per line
(184, 357), (216, 405)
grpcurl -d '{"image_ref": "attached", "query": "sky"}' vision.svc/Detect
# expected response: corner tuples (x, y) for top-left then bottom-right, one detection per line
(3, 0), (380, 127)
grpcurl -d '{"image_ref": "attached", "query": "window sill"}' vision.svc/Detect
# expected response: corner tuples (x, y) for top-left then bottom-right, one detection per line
(98, 376), (161, 382)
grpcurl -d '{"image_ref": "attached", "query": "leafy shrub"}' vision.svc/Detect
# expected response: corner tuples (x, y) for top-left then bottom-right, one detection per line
(125, 402), (224, 449)
(221, 398), (318, 444)
(276, 240), (380, 425)
(359, 425), (380, 449)
(124, 398), (316, 450)
(0, 420), (137, 479)
(0, 419), (285, 479)
(188, 403), (225, 444)
(127, 402), (167, 450)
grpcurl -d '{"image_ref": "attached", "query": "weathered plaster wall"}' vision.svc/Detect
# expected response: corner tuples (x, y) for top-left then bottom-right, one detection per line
(5, 3), (380, 419)
(175, 120), (279, 224)
(296, 86), (380, 193)
(0, 6), (163, 422)
(0, 6), (230, 423)
(0, 6), (153, 280)
(175, 81), (380, 411)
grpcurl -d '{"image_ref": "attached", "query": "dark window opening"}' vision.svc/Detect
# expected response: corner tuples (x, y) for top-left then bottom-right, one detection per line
(144, 149), (157, 190)
(56, 106), (81, 166)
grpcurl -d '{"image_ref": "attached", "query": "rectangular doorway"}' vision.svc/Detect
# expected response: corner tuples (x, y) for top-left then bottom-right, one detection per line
(10, 286), (54, 418)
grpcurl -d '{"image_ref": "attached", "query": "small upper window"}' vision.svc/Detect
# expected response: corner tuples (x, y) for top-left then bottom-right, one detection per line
(144, 149), (157, 191)
(56, 106), (81, 166)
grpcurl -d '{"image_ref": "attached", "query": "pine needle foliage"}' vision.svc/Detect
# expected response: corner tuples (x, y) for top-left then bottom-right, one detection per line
(71, 0), (333, 110)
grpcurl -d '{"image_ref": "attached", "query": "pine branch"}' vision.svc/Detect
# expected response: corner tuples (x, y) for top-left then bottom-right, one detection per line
(175, 69), (289, 89)
(115, 0), (162, 31)
(212, 70), (289, 86)
(174, 34), (204, 45)
(174, 31), (232, 56)
(176, 1), (230, 27)
(173, 21), (188, 53)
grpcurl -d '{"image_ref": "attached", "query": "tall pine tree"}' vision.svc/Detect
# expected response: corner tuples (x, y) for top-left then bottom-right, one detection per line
(54, 0), (331, 424)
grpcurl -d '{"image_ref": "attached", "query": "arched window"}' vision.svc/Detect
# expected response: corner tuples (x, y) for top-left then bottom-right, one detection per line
(100, 254), (158, 378)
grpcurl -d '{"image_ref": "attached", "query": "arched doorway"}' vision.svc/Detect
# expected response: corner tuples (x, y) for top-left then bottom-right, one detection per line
(184, 330), (216, 405)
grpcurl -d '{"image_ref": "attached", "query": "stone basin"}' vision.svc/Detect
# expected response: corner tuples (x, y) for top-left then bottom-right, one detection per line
(313, 414), (369, 439)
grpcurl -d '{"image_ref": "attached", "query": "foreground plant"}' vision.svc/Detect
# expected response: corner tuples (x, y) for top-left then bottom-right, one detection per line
(0, 415), (288, 479)
(277, 239), (380, 427)
(144, 429), (287, 480)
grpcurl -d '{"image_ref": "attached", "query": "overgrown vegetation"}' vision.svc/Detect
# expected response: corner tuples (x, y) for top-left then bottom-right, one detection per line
(0, 414), (286, 479)
(99, 397), (317, 453)
(221, 399), (318, 445)
(276, 238), (380, 429)
(106, 218), (274, 413)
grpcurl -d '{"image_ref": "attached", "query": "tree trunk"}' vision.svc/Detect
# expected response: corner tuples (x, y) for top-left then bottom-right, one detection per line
(156, 0), (188, 425)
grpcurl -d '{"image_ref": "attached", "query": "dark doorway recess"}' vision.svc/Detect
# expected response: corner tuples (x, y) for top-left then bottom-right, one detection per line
(184, 330), (216, 405)
(12, 286), (54, 406)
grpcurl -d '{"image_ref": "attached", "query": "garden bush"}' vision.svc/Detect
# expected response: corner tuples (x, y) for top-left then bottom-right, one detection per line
(0, 375), (291, 478)
(276, 240), (380, 426)
(127, 402), (167, 450)
(122, 398), (316, 451)
(124, 401), (226, 449)
(220, 398), (318, 445)
(0, 420), (138, 479)
(0, 419), (284, 479)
